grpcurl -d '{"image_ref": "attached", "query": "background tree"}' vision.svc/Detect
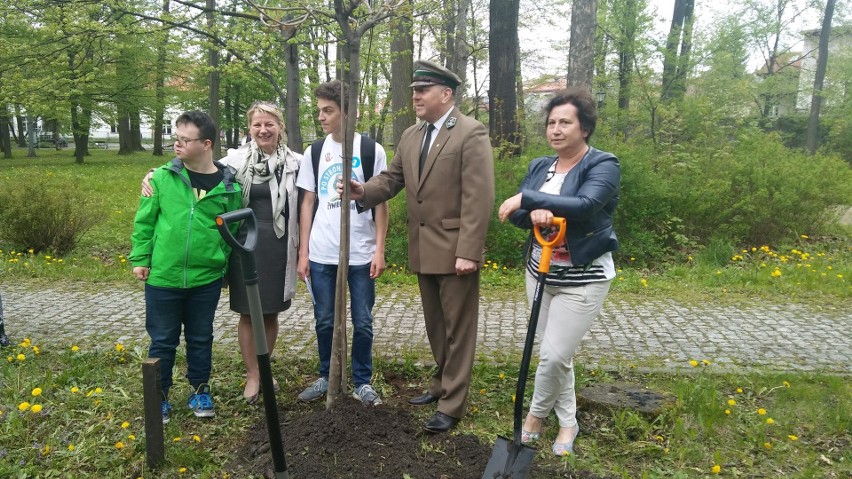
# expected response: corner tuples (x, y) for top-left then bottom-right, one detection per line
(489, 0), (521, 154)
(805, 0), (836, 154)
(566, 0), (598, 90)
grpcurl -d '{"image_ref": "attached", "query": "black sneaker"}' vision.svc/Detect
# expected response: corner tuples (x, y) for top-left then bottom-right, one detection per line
(0, 331), (10, 348)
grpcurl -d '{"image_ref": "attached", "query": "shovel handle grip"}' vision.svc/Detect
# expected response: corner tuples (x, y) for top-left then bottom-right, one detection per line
(533, 217), (566, 273)
(216, 208), (257, 253)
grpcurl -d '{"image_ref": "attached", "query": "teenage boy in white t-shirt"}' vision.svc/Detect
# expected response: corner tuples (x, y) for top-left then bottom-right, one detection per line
(295, 80), (389, 406)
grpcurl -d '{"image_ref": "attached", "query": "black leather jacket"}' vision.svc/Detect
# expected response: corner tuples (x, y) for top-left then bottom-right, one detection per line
(508, 147), (620, 266)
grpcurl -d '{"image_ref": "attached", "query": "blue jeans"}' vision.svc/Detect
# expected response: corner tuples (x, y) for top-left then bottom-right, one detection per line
(145, 279), (221, 397)
(310, 261), (375, 387)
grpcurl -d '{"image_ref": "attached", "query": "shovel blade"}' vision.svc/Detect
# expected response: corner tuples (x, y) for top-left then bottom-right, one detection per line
(481, 435), (537, 479)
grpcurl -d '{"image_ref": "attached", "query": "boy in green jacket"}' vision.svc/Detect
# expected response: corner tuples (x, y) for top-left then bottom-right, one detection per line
(129, 110), (241, 423)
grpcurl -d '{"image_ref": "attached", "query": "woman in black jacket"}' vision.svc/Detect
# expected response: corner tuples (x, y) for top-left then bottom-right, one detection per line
(498, 87), (620, 456)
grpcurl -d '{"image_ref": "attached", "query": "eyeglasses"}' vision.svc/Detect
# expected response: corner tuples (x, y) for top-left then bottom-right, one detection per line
(172, 136), (202, 146)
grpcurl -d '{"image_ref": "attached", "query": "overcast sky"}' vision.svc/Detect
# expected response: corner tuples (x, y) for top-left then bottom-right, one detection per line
(517, 0), (830, 80)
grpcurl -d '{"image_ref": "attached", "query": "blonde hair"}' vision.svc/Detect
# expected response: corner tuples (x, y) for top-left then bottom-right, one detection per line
(246, 101), (286, 146)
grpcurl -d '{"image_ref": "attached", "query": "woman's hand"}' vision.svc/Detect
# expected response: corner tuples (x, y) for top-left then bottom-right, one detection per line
(141, 171), (154, 197)
(498, 193), (522, 222)
(529, 208), (555, 227)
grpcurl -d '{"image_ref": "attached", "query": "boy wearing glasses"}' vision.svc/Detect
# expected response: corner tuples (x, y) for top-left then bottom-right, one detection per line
(130, 110), (242, 423)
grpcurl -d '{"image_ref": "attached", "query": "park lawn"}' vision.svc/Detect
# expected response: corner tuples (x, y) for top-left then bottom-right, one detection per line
(1, 337), (849, 478)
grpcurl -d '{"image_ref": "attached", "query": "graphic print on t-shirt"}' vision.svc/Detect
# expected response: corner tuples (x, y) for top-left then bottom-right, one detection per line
(318, 155), (361, 208)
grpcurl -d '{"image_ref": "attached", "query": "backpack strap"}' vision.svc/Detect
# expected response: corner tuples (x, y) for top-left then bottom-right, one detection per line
(310, 138), (325, 219)
(359, 134), (377, 221)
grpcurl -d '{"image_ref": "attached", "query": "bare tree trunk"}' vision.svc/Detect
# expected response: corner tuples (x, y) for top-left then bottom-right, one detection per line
(284, 41), (303, 152)
(27, 115), (37, 158)
(0, 106), (11, 159)
(566, 0), (597, 90)
(489, 0), (521, 154)
(661, 0), (693, 103)
(806, 0), (835, 155)
(206, 0), (222, 159)
(390, 4), (415, 148)
(15, 105), (27, 148)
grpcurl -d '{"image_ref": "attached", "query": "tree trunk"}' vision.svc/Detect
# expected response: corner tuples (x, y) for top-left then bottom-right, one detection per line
(489, 0), (521, 154)
(0, 107), (11, 159)
(390, 5), (415, 148)
(661, 0), (693, 103)
(806, 0), (835, 155)
(232, 83), (241, 149)
(27, 115), (37, 158)
(444, 0), (471, 102)
(15, 106), (27, 147)
(284, 41), (303, 152)
(206, 0), (222, 159)
(566, 0), (597, 90)
(224, 82), (233, 148)
(153, 0), (170, 157)
(117, 110), (132, 155)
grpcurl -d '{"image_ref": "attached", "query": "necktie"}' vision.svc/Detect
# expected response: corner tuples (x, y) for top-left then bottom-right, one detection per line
(419, 123), (435, 175)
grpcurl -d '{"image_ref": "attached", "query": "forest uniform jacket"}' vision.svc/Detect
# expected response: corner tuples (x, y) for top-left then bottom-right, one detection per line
(130, 158), (242, 289)
(360, 107), (495, 274)
(509, 147), (620, 266)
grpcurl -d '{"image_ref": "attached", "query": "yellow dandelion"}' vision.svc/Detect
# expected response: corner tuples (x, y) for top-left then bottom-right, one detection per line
(70, 386), (80, 394)
(115, 343), (125, 353)
(479, 388), (487, 395)
(764, 442), (772, 449)
(6, 356), (13, 362)
(17, 353), (26, 361)
(128, 434), (136, 440)
(18, 402), (31, 411)
(511, 394), (516, 403)
(800, 234), (808, 239)
(472, 406), (479, 413)
(771, 269), (782, 278)
(179, 467), (187, 474)
(724, 409), (731, 415)
(41, 445), (50, 455)
(21, 338), (32, 347)
(757, 408), (766, 415)
(115, 441), (124, 449)
(71, 345), (80, 352)
(173, 437), (182, 442)
(702, 359), (711, 366)
(192, 435), (201, 443)
(95, 387), (103, 394)
(121, 421), (130, 429)
(640, 278), (648, 287)
(32, 387), (42, 397)
(766, 418), (775, 425)
(32, 346), (40, 355)
(787, 435), (798, 441)
(689, 359), (699, 367)
(783, 381), (790, 388)
(736, 387), (743, 393)
(31, 404), (43, 413)
(499, 372), (505, 380)
(68, 444), (75, 451)
(727, 399), (736, 406)
(711, 464), (721, 474)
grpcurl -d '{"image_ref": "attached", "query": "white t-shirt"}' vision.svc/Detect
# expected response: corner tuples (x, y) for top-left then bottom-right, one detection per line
(296, 134), (387, 265)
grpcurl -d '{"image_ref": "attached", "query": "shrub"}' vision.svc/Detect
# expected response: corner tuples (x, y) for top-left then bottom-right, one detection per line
(0, 177), (101, 255)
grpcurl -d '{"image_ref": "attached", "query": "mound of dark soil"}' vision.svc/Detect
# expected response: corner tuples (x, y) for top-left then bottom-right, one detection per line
(228, 398), (491, 479)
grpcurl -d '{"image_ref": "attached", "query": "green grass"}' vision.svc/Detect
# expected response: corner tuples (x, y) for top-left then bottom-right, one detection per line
(1, 339), (849, 478)
(1, 149), (849, 304)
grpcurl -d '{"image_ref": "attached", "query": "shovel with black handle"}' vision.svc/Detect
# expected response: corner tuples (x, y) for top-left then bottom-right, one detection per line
(482, 217), (567, 479)
(216, 208), (289, 479)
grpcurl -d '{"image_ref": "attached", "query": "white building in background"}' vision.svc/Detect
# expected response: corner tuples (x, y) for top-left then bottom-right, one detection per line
(88, 108), (183, 146)
(795, 26), (852, 112)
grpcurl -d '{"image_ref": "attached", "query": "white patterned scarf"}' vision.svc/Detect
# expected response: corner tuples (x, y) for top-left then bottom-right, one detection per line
(234, 141), (298, 238)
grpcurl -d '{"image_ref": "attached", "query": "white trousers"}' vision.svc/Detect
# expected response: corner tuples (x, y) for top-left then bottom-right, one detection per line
(525, 272), (612, 427)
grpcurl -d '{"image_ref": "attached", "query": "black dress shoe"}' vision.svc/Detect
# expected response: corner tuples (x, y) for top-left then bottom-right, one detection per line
(424, 412), (459, 433)
(408, 393), (439, 406)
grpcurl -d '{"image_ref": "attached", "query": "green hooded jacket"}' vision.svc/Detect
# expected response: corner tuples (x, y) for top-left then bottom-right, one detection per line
(130, 158), (242, 288)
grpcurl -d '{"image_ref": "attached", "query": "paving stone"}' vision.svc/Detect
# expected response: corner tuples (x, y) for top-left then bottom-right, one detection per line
(2, 283), (850, 373)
